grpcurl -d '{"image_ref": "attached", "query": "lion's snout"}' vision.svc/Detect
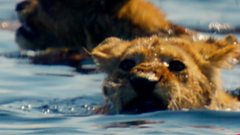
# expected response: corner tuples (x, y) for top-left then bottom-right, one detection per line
(129, 64), (160, 96)
(129, 74), (158, 96)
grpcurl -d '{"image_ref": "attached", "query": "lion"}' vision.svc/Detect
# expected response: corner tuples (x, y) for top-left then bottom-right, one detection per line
(15, 0), (192, 52)
(92, 35), (240, 114)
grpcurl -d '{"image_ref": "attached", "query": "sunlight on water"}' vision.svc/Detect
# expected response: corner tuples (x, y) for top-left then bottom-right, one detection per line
(0, 0), (240, 135)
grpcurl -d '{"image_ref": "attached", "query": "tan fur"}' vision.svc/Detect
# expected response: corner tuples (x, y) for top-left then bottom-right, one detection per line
(92, 35), (240, 114)
(117, 0), (171, 33)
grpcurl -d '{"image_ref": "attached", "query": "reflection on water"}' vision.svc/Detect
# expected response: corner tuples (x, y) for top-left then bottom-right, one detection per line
(101, 120), (165, 129)
(0, 0), (240, 135)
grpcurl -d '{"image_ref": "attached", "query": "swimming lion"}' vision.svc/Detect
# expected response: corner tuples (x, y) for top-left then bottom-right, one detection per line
(92, 35), (240, 114)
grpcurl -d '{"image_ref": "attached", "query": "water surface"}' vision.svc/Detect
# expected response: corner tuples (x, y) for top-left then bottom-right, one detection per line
(0, 0), (240, 134)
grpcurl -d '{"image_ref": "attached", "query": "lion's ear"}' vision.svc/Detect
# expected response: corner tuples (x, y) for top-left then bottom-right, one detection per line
(92, 37), (130, 72)
(218, 34), (238, 45)
(207, 35), (240, 69)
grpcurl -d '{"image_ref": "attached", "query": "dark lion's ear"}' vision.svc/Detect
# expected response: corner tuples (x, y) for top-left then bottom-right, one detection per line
(207, 35), (240, 69)
(92, 37), (131, 72)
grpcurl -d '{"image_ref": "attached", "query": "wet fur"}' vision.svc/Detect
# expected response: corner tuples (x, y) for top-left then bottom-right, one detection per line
(16, 0), (191, 51)
(92, 35), (240, 114)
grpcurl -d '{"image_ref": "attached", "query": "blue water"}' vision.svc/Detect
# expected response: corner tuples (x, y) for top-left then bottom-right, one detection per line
(0, 0), (240, 134)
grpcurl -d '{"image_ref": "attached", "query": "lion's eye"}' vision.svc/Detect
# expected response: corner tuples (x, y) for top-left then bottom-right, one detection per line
(168, 60), (186, 72)
(119, 59), (136, 71)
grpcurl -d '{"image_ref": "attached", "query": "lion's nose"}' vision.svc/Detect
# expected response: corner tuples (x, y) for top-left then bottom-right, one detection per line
(16, 1), (30, 12)
(130, 75), (158, 96)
